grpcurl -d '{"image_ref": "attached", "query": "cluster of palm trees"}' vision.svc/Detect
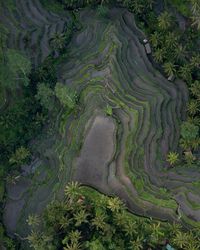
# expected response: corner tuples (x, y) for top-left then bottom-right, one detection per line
(190, 0), (200, 30)
(145, 6), (200, 167)
(27, 182), (200, 249)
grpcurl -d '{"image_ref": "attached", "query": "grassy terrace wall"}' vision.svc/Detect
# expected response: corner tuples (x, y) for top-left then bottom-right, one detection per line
(1, 0), (200, 238)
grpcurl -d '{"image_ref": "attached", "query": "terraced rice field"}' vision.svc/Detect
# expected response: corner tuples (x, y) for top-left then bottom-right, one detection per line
(0, 0), (70, 65)
(2, 0), (200, 238)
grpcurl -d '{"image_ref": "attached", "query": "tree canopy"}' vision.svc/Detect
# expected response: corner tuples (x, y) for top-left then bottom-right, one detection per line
(55, 82), (77, 109)
(0, 49), (31, 89)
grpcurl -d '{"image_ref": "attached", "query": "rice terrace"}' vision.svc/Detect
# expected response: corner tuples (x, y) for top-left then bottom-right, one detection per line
(0, 0), (200, 249)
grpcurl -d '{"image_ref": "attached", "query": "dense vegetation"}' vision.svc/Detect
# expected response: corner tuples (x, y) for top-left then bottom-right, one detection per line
(0, 8), (76, 247)
(27, 182), (200, 250)
(0, 0), (200, 249)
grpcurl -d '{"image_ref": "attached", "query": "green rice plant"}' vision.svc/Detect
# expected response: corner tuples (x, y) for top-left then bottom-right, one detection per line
(105, 105), (113, 116)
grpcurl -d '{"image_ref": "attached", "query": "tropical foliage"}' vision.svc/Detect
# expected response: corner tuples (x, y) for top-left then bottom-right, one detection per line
(55, 82), (77, 110)
(27, 183), (200, 250)
(166, 152), (179, 166)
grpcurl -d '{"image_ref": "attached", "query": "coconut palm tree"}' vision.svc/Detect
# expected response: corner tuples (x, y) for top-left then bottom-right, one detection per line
(59, 215), (73, 230)
(113, 210), (128, 227)
(131, 0), (144, 15)
(192, 15), (200, 30)
(65, 181), (81, 201)
(69, 230), (81, 244)
(149, 221), (164, 245)
(154, 48), (166, 63)
(123, 220), (137, 237)
(172, 231), (189, 249)
(50, 32), (65, 52)
(168, 222), (182, 237)
(185, 231), (200, 250)
(187, 99), (200, 116)
(158, 11), (172, 30)
(6, 174), (20, 185)
(27, 231), (52, 250)
(174, 44), (187, 63)
(129, 236), (144, 250)
(165, 32), (179, 48)
(191, 137), (200, 150)
(63, 242), (82, 250)
(107, 197), (125, 212)
(188, 116), (200, 126)
(190, 54), (200, 68)
(178, 64), (192, 83)
(150, 31), (160, 48)
(163, 62), (176, 77)
(74, 209), (89, 227)
(146, 0), (155, 10)
(166, 152), (179, 166)
(191, 0), (200, 14)
(180, 138), (191, 151)
(190, 80), (200, 99)
(27, 214), (40, 228)
(184, 151), (196, 165)
(92, 212), (107, 230)
(27, 231), (40, 249)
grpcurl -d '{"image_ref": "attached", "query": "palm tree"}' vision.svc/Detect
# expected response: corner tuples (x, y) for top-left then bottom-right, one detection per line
(187, 116), (200, 126)
(192, 15), (200, 30)
(92, 212), (107, 230)
(158, 11), (172, 30)
(27, 231), (40, 249)
(191, 0), (200, 14)
(129, 236), (144, 250)
(107, 197), (125, 212)
(178, 64), (192, 83)
(165, 32), (179, 48)
(190, 80), (200, 99)
(172, 231), (189, 249)
(190, 54), (200, 68)
(163, 62), (176, 77)
(168, 222), (182, 237)
(113, 210), (127, 227)
(59, 215), (73, 230)
(149, 222), (164, 245)
(191, 0), (200, 29)
(154, 48), (165, 63)
(146, 0), (155, 10)
(187, 99), (200, 116)
(186, 242), (200, 250)
(185, 231), (200, 250)
(69, 230), (81, 244)
(130, 0), (144, 15)
(27, 231), (52, 250)
(27, 214), (40, 228)
(50, 32), (65, 52)
(65, 181), (81, 201)
(180, 138), (191, 150)
(6, 174), (20, 185)
(174, 44), (187, 63)
(74, 209), (89, 227)
(184, 151), (196, 165)
(191, 137), (200, 150)
(63, 242), (82, 250)
(150, 32), (160, 48)
(166, 152), (179, 166)
(123, 220), (137, 237)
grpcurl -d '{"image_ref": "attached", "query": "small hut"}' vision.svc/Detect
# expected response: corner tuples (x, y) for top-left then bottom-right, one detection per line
(143, 38), (151, 54)
(167, 74), (175, 82)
